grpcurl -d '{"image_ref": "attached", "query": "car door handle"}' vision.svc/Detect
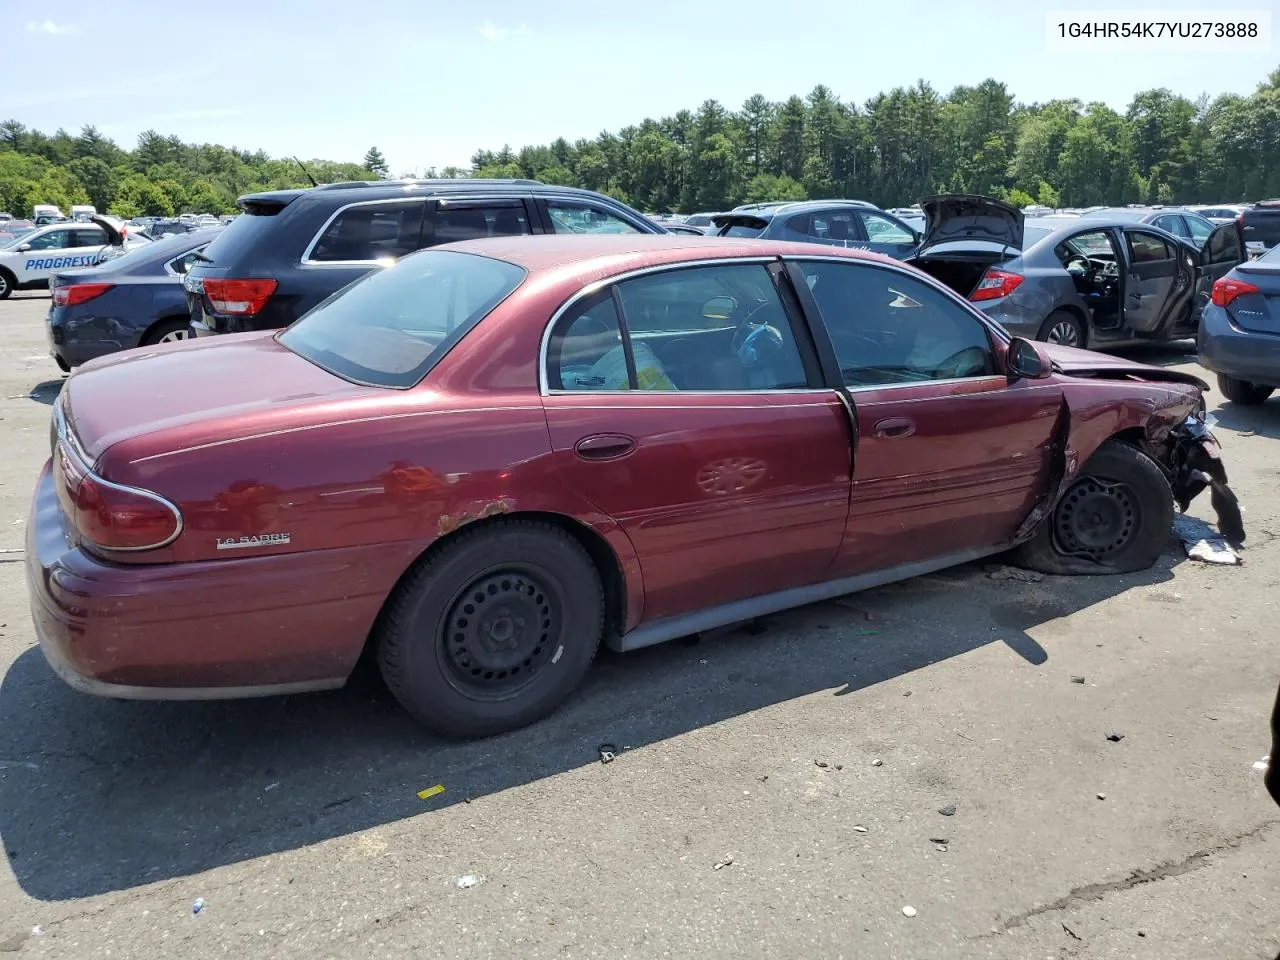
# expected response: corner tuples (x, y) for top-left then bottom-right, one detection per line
(873, 417), (915, 439)
(574, 434), (636, 461)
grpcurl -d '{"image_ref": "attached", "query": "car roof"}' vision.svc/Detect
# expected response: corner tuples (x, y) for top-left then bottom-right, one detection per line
(430, 233), (903, 275)
(237, 178), (611, 207)
(718, 199), (882, 223)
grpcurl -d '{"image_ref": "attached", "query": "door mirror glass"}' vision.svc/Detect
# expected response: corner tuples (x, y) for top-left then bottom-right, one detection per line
(702, 295), (737, 321)
(1006, 337), (1053, 379)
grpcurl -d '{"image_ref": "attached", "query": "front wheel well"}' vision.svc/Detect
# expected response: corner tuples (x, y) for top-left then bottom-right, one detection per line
(1107, 427), (1147, 450)
(360, 511), (628, 670)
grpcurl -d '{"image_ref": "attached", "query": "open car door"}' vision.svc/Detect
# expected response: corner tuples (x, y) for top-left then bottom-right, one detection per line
(1196, 222), (1248, 316)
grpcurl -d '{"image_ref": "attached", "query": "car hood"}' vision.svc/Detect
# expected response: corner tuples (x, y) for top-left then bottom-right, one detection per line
(918, 194), (1024, 252)
(61, 331), (379, 463)
(1043, 342), (1208, 390)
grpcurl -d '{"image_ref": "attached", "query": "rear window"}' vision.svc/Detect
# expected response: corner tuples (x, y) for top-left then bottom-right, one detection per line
(277, 250), (526, 388)
(200, 208), (284, 263)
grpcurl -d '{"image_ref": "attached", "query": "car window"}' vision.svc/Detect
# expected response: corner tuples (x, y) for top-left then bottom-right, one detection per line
(307, 201), (426, 263)
(797, 260), (996, 387)
(24, 229), (70, 251)
(1152, 214), (1189, 239)
(1126, 231), (1174, 263)
(168, 249), (205, 275)
(278, 250), (526, 388)
(546, 200), (641, 235)
(859, 212), (916, 244)
(427, 202), (531, 245)
(548, 263), (808, 392)
(70, 228), (106, 248)
(1205, 224), (1243, 264)
(786, 211), (860, 245)
(1186, 215), (1214, 243)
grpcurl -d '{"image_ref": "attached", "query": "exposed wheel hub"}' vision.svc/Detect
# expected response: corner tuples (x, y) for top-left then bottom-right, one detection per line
(1054, 477), (1140, 559)
(443, 571), (558, 694)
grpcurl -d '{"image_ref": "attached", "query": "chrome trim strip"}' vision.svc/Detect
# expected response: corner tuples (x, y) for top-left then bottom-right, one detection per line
(536, 256), (779, 396)
(54, 401), (185, 553)
(610, 543), (1005, 652)
(299, 196), (430, 265)
(34, 619), (344, 701)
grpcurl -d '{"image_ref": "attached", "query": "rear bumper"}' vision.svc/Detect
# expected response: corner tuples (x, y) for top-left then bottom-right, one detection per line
(25, 461), (406, 699)
(1196, 304), (1280, 387)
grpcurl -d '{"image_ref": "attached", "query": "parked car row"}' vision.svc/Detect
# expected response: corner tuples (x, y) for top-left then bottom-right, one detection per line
(0, 215), (151, 300)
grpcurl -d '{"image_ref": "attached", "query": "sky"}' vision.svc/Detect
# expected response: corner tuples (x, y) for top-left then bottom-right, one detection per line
(2, 0), (1276, 173)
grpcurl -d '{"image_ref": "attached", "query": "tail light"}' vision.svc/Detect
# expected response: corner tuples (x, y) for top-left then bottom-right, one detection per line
(52, 282), (114, 307)
(1211, 277), (1260, 308)
(970, 269), (1024, 302)
(55, 446), (182, 552)
(203, 278), (277, 316)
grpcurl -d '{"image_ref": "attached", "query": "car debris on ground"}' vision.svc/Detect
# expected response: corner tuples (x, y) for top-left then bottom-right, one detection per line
(1172, 514), (1242, 565)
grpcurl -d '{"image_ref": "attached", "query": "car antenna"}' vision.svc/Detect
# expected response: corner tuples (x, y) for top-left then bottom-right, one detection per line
(292, 156), (319, 187)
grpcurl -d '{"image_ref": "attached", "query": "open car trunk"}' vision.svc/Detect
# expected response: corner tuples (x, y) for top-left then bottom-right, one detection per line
(905, 249), (1012, 298)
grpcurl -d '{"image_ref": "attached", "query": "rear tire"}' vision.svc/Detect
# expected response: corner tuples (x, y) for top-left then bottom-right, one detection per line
(1012, 440), (1173, 575)
(0, 268), (14, 300)
(376, 520), (604, 738)
(1037, 310), (1085, 348)
(1217, 374), (1273, 406)
(142, 318), (193, 346)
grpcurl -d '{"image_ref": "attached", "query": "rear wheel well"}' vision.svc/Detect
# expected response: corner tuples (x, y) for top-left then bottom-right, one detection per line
(141, 314), (191, 345)
(359, 511), (628, 671)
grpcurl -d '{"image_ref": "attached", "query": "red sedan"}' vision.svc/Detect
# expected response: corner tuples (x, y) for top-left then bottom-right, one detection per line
(27, 236), (1236, 737)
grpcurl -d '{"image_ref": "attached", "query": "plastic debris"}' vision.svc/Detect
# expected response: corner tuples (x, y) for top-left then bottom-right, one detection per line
(871, 759), (883, 767)
(31, 926), (43, 936)
(454, 874), (483, 889)
(1071, 676), (1086, 684)
(713, 855), (734, 870)
(417, 784), (445, 800)
(929, 837), (949, 844)
(902, 905), (917, 918)
(1096, 792), (1107, 800)
(984, 564), (1044, 582)
(192, 898), (204, 915)
(814, 759), (829, 768)
(598, 744), (617, 764)
(853, 825), (868, 834)
(1252, 756), (1270, 774)
(264, 782), (280, 792)
(1105, 732), (1125, 742)
(1172, 514), (1241, 565)
(935, 844), (949, 852)
(938, 804), (957, 817)
(834, 763), (843, 771)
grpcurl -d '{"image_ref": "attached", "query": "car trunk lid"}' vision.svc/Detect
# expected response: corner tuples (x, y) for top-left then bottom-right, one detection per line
(917, 194), (1024, 254)
(1221, 258), (1280, 333)
(61, 331), (371, 463)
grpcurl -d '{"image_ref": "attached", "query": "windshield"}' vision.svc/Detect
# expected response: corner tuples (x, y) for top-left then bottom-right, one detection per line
(278, 250), (527, 388)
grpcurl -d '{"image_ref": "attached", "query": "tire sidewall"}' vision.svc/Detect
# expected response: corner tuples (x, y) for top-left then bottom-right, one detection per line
(382, 525), (602, 736)
(144, 318), (191, 346)
(0, 269), (13, 299)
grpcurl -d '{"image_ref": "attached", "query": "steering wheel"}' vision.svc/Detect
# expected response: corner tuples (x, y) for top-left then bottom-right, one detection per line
(1064, 253), (1091, 274)
(729, 300), (779, 353)
(932, 346), (988, 380)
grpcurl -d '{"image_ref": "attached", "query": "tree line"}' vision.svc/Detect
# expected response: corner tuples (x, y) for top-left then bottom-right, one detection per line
(2, 66), (1277, 219)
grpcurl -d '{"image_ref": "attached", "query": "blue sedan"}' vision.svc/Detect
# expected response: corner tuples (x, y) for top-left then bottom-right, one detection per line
(1197, 243), (1280, 405)
(46, 227), (221, 371)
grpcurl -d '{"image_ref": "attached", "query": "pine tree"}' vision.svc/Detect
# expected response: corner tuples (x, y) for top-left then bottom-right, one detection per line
(363, 146), (389, 178)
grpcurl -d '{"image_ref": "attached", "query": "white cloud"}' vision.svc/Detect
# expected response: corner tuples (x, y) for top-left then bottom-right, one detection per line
(478, 21), (530, 42)
(27, 20), (75, 35)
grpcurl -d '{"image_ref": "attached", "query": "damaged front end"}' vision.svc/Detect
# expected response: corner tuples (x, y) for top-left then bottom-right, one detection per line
(1159, 403), (1245, 546)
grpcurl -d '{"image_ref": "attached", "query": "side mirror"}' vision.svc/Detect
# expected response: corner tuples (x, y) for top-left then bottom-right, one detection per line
(1006, 337), (1053, 379)
(16, 243), (31, 252)
(702, 295), (737, 321)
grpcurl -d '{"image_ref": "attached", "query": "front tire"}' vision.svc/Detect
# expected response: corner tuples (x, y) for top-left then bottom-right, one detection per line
(1217, 374), (1273, 406)
(1013, 440), (1173, 575)
(1037, 310), (1085, 348)
(0, 268), (14, 300)
(377, 520), (604, 738)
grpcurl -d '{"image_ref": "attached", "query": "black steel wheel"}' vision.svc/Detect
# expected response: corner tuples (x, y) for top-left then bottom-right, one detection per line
(377, 520), (604, 738)
(1012, 440), (1173, 575)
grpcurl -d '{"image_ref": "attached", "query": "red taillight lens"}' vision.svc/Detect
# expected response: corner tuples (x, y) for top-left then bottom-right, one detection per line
(52, 282), (114, 307)
(54, 447), (182, 551)
(970, 269), (1024, 302)
(203, 278), (277, 316)
(1211, 277), (1261, 308)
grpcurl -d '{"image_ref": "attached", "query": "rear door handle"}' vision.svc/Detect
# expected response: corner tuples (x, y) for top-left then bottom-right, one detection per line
(574, 434), (636, 461)
(873, 417), (915, 439)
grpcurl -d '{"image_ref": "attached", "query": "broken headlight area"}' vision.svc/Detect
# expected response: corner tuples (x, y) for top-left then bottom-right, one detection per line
(1164, 410), (1244, 547)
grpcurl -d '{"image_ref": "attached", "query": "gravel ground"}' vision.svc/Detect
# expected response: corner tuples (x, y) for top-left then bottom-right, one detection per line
(0, 293), (1276, 959)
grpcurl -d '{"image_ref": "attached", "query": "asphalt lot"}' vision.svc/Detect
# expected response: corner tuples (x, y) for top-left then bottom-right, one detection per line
(0, 292), (1276, 959)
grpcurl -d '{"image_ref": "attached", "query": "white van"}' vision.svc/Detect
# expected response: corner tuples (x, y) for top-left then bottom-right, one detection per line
(32, 204), (64, 221)
(70, 204), (97, 221)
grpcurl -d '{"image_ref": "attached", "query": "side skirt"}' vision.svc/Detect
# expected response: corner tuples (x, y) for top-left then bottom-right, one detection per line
(611, 544), (1007, 653)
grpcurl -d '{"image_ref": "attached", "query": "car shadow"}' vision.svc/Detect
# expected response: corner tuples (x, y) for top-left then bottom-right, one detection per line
(23, 379), (64, 406)
(0, 553), (1178, 902)
(1208, 399), (1280, 440)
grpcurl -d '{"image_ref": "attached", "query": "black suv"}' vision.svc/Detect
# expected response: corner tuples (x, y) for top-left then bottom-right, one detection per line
(1238, 200), (1280, 257)
(185, 179), (666, 336)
